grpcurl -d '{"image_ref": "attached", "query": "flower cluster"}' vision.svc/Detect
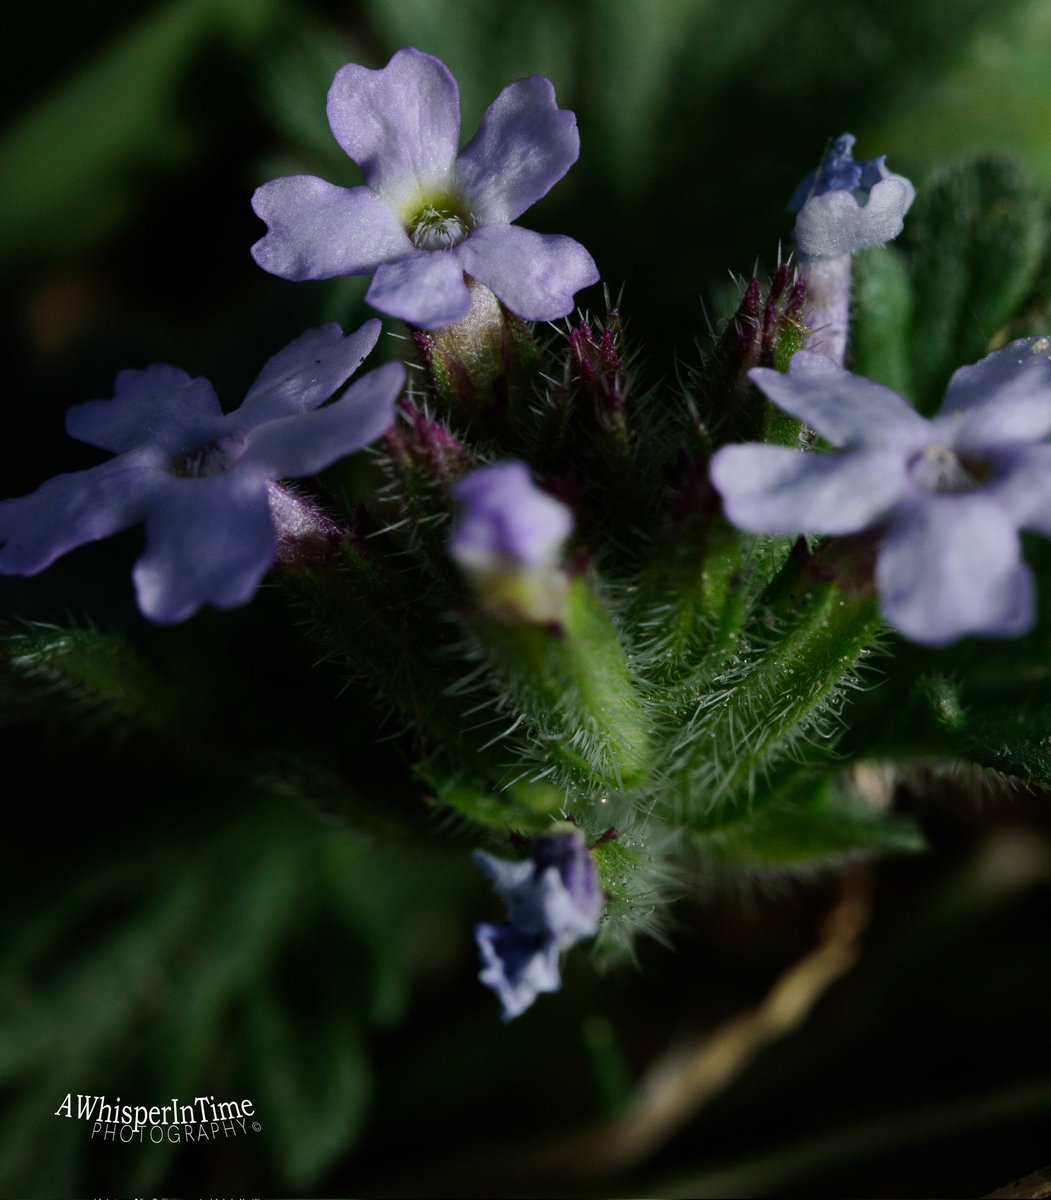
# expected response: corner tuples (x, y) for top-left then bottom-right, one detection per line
(9, 36), (1051, 1032)
(712, 339), (1051, 645)
(252, 47), (598, 329)
(473, 829), (605, 1020)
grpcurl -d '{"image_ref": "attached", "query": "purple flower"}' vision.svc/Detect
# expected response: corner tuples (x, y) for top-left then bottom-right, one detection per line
(790, 133), (915, 259)
(251, 47), (599, 330)
(710, 340), (1051, 645)
(474, 829), (604, 1020)
(0, 322), (403, 623)
(449, 462), (573, 572)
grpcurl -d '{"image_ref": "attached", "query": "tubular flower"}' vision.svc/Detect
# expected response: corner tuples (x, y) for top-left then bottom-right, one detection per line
(251, 47), (599, 330)
(474, 829), (604, 1020)
(710, 339), (1051, 645)
(449, 461), (574, 621)
(0, 322), (403, 624)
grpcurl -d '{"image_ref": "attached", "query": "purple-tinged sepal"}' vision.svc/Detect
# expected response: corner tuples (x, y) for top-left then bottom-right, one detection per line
(413, 281), (541, 432)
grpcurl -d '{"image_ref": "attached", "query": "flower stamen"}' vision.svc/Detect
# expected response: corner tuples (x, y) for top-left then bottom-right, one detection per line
(909, 444), (988, 494)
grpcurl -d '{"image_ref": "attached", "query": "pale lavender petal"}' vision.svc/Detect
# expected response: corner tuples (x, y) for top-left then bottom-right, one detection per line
(451, 462), (573, 569)
(982, 443), (1051, 536)
(531, 867), (602, 946)
(457, 225), (599, 321)
(877, 495), (1034, 645)
(366, 251), (471, 328)
(938, 336), (1051, 445)
(326, 48), (460, 201)
(749, 355), (929, 448)
(239, 320), (382, 424)
(456, 76), (580, 224)
(795, 175), (914, 259)
(532, 830), (604, 931)
(67, 367), (223, 456)
(476, 923), (562, 1021)
(711, 444), (906, 535)
(239, 362), (404, 477)
(133, 478), (275, 624)
(0, 457), (157, 574)
(251, 177), (410, 282)
(473, 851), (535, 896)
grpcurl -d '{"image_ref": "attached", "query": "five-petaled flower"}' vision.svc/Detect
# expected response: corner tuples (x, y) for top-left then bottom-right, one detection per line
(790, 132), (915, 260)
(474, 828), (604, 1020)
(0, 322), (403, 624)
(251, 47), (599, 330)
(710, 339), (1051, 645)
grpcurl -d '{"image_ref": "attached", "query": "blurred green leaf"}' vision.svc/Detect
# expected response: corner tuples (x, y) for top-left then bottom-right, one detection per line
(851, 245), (913, 393)
(904, 156), (1044, 412)
(245, 982), (370, 1188)
(0, 624), (182, 738)
(0, 0), (284, 270)
(694, 776), (925, 866)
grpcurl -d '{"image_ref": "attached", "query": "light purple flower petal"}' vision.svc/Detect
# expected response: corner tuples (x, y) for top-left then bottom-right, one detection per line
(794, 176), (914, 259)
(532, 830), (604, 932)
(326, 48), (460, 202)
(251, 177), (410, 282)
(239, 362), (404, 477)
(938, 336), (1051, 445)
(473, 831), (603, 1019)
(239, 320), (383, 424)
(749, 356), (928, 448)
(476, 923), (562, 1021)
(133, 477), (276, 624)
(473, 851), (535, 895)
(451, 462), (573, 570)
(67, 368), (224, 456)
(0, 457), (158, 575)
(457, 224), (598, 322)
(877, 496), (1035, 645)
(984, 443), (1051, 536)
(2, 322), (392, 623)
(456, 76), (580, 224)
(711, 444), (905, 535)
(366, 250), (472, 328)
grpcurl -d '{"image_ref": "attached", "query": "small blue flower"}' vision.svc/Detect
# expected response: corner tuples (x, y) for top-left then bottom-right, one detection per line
(449, 462), (575, 622)
(710, 339), (1051, 645)
(790, 132), (915, 259)
(252, 47), (599, 330)
(0, 322), (404, 623)
(474, 829), (604, 1020)
(449, 462), (573, 571)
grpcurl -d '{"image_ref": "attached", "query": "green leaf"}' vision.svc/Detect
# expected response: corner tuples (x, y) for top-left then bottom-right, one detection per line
(0, 0), (284, 269)
(905, 157), (1044, 413)
(851, 245), (913, 394)
(0, 625), (181, 739)
(244, 982), (370, 1188)
(693, 776), (925, 867)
